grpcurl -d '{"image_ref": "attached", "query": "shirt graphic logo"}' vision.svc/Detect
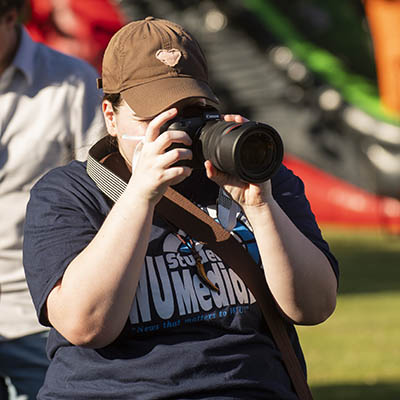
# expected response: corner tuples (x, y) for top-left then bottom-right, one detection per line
(129, 231), (259, 335)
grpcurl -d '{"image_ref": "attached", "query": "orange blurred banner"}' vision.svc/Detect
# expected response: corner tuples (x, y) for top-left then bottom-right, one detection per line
(364, 0), (400, 116)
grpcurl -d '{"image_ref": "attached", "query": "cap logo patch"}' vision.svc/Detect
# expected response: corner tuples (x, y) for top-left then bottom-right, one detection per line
(155, 49), (182, 67)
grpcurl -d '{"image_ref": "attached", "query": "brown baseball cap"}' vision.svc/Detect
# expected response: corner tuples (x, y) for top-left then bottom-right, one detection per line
(99, 16), (219, 118)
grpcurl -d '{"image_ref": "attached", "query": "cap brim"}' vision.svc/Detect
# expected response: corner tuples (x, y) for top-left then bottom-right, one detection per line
(120, 77), (219, 118)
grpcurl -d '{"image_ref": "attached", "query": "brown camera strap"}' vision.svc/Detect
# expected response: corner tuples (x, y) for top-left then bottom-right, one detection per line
(86, 138), (313, 399)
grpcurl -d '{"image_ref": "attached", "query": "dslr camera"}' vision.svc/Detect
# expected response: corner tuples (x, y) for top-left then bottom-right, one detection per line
(161, 106), (284, 183)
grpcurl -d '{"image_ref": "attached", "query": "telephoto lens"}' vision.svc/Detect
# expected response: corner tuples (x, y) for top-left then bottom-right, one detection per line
(200, 120), (283, 183)
(161, 107), (284, 183)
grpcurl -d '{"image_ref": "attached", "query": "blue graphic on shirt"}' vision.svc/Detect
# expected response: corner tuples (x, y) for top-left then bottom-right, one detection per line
(179, 220), (260, 265)
(231, 220), (260, 265)
(177, 239), (193, 255)
(128, 216), (260, 335)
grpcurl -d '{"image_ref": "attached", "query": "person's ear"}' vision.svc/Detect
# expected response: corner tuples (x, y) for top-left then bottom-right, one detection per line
(102, 100), (118, 137)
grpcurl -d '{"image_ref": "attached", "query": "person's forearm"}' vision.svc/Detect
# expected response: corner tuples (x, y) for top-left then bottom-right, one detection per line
(47, 184), (155, 348)
(242, 199), (337, 325)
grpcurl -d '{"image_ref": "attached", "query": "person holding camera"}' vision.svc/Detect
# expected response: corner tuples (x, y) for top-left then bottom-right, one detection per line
(23, 17), (339, 399)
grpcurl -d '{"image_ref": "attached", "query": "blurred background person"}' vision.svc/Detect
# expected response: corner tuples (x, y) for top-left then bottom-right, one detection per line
(0, 0), (105, 398)
(25, 0), (125, 72)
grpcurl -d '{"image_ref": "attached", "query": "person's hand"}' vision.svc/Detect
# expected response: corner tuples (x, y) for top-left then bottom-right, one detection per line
(205, 114), (273, 208)
(128, 108), (193, 204)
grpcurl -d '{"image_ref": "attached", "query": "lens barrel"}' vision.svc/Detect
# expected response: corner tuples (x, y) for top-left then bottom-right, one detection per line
(200, 121), (284, 183)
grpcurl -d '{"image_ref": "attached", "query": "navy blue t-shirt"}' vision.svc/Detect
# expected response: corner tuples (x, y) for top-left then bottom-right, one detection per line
(23, 161), (338, 399)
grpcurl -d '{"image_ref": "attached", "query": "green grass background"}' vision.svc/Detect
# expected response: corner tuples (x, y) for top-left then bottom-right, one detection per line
(297, 227), (400, 399)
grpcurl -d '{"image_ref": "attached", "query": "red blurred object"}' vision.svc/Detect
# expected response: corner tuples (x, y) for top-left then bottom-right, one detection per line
(284, 155), (400, 232)
(25, 0), (126, 72)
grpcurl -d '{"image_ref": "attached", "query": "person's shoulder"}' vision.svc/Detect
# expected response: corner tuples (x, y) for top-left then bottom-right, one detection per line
(271, 163), (305, 198)
(33, 160), (94, 194)
(271, 163), (299, 185)
(34, 42), (99, 83)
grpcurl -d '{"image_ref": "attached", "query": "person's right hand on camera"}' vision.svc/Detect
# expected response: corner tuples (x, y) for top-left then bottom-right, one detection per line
(126, 108), (193, 205)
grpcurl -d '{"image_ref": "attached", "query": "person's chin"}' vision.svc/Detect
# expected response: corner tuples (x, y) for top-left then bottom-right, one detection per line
(172, 168), (219, 206)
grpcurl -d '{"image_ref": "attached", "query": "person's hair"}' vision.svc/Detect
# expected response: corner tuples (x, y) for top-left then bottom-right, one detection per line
(103, 93), (123, 113)
(0, 0), (25, 16)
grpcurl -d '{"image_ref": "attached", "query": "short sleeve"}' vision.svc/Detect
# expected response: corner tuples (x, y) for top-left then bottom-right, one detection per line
(272, 165), (339, 281)
(23, 162), (109, 326)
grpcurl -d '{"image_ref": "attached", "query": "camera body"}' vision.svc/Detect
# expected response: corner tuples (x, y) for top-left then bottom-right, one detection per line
(160, 106), (284, 183)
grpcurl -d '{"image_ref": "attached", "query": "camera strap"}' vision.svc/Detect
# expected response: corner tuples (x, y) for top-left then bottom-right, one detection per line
(87, 137), (313, 400)
(217, 188), (241, 231)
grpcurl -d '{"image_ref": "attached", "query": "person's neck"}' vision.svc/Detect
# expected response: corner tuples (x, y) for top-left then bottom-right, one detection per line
(0, 25), (21, 77)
